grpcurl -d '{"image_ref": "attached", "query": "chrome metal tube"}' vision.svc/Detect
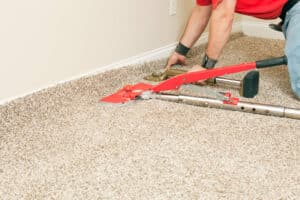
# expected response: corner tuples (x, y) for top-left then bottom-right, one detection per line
(153, 94), (300, 120)
(214, 77), (241, 88)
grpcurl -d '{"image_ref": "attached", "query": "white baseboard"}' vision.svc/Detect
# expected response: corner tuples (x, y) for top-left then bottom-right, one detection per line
(0, 43), (178, 105)
(242, 20), (285, 40)
(0, 22), (243, 105)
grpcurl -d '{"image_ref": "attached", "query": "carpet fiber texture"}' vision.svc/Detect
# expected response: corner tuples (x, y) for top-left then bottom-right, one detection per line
(0, 34), (299, 199)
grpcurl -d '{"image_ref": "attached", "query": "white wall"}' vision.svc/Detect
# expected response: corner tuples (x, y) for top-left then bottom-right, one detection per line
(242, 16), (284, 40)
(0, 0), (195, 102)
(0, 1), (284, 104)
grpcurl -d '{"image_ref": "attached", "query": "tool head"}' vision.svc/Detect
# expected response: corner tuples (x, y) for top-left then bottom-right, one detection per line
(240, 71), (260, 98)
(100, 83), (153, 103)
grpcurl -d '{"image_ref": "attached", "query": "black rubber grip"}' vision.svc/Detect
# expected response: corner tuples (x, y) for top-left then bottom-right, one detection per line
(241, 71), (259, 98)
(256, 56), (287, 69)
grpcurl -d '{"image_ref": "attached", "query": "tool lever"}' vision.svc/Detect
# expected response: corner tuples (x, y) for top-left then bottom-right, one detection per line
(256, 56), (287, 68)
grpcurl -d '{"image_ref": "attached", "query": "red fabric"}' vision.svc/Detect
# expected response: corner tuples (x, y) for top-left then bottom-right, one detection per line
(196, 0), (288, 19)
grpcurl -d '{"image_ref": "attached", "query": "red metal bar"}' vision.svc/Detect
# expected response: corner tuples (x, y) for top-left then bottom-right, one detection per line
(100, 62), (257, 103)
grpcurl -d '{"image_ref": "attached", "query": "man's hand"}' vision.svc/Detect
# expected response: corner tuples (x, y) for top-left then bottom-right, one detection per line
(165, 52), (187, 69)
(165, 5), (212, 69)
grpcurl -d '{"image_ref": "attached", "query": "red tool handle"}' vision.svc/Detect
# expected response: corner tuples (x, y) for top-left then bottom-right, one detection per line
(100, 56), (287, 103)
(153, 56), (287, 93)
(152, 62), (256, 93)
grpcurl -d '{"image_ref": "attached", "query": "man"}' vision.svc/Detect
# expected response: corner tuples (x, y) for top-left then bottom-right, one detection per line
(166, 0), (300, 99)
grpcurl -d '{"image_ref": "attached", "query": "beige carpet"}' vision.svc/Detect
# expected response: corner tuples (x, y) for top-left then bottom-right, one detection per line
(0, 34), (299, 199)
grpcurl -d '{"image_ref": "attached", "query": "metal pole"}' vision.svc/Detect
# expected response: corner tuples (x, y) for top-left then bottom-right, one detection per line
(209, 77), (241, 88)
(150, 93), (300, 120)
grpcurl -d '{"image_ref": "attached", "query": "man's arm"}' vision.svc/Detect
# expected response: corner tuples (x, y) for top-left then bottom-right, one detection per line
(165, 5), (212, 68)
(180, 5), (212, 48)
(206, 0), (237, 60)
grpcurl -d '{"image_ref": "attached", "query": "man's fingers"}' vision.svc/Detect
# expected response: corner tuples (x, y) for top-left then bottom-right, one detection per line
(165, 61), (177, 69)
(195, 80), (207, 85)
(165, 62), (173, 69)
(165, 52), (186, 69)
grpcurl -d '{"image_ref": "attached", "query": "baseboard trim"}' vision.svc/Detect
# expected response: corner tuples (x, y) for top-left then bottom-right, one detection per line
(0, 43), (178, 105)
(0, 22), (243, 105)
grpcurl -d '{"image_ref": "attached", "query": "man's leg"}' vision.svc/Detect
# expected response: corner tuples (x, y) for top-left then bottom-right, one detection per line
(283, 3), (300, 99)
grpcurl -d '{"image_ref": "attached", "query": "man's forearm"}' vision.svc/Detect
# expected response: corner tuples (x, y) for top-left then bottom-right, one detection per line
(180, 5), (212, 48)
(206, 0), (236, 59)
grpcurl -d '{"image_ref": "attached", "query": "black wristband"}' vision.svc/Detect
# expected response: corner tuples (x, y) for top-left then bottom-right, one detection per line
(202, 54), (218, 69)
(175, 42), (190, 56)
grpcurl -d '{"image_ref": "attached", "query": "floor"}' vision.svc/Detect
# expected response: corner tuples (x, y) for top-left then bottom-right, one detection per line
(0, 34), (299, 199)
